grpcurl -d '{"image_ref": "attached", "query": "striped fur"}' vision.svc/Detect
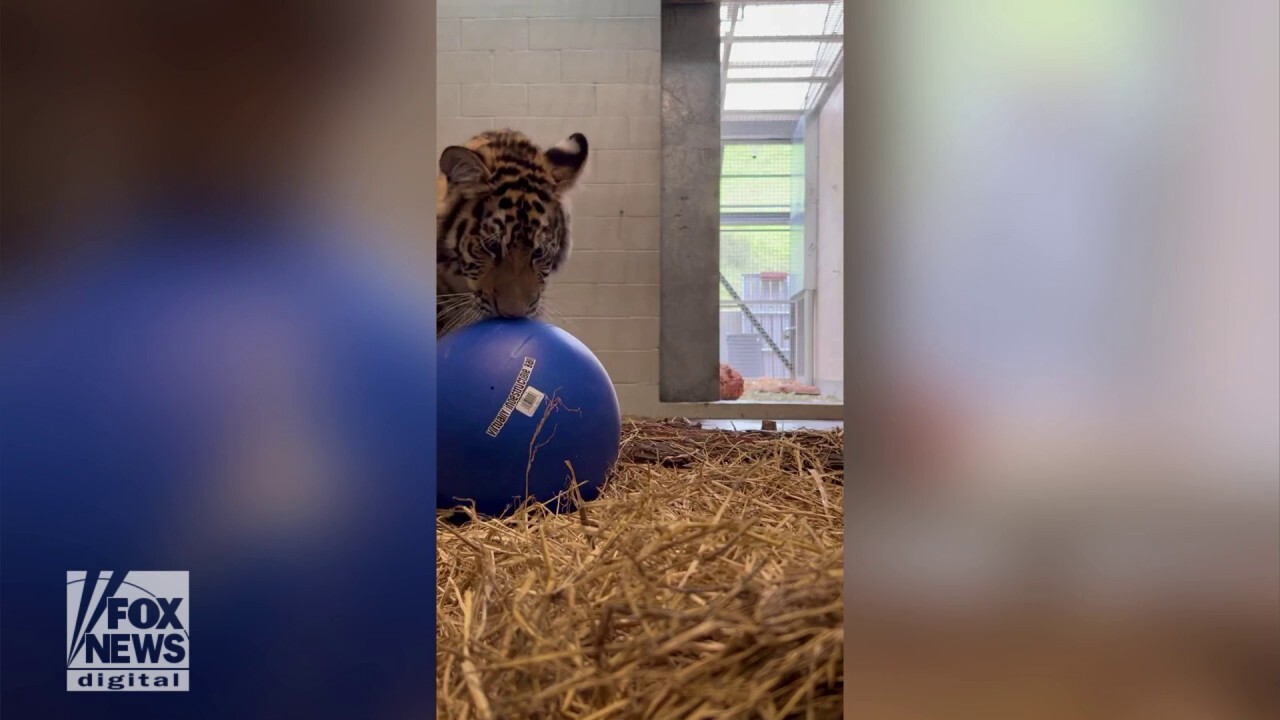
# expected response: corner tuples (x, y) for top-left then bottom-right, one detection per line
(436, 129), (588, 336)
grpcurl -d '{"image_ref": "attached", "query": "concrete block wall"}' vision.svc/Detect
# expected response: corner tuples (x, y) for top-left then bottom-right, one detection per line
(437, 0), (666, 415)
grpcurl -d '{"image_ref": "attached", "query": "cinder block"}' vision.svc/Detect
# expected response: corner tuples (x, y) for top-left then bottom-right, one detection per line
(569, 216), (622, 251)
(556, 249), (595, 282)
(600, 284), (660, 318)
(570, 118), (629, 150)
(620, 184), (660, 217)
(593, 0), (662, 18)
(437, 84), (460, 117)
(529, 19), (595, 50)
(460, 84), (528, 117)
(590, 251), (630, 283)
(635, 0), (662, 18)
(438, 52), (493, 84)
(495, 0), (588, 19)
(623, 251), (659, 284)
(595, 150), (661, 183)
(438, 21), (461, 52)
(528, 84), (596, 117)
(592, 19), (660, 50)
(596, 85), (660, 117)
(562, 251), (628, 284)
(610, 318), (660, 350)
(439, 0), (496, 19)
(460, 19), (528, 50)
(493, 51), (561, 83)
(561, 51), (630, 83)
(620, 216), (660, 250)
(562, 317), (615, 350)
(540, 282), (596, 318)
(598, 350), (657, 384)
(628, 116), (660, 148)
(573, 184), (625, 217)
(612, 383), (659, 416)
(627, 51), (660, 84)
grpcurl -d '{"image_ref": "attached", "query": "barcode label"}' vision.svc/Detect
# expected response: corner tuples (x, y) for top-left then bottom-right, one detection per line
(515, 386), (545, 417)
(486, 358), (536, 437)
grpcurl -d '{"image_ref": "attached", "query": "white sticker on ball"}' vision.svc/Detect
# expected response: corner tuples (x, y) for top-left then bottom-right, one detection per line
(486, 357), (536, 437)
(515, 385), (545, 417)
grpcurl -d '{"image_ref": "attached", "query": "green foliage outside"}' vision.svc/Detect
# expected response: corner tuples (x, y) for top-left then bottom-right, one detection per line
(721, 143), (796, 301)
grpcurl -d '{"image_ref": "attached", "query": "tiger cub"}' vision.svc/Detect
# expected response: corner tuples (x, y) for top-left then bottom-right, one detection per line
(436, 129), (588, 336)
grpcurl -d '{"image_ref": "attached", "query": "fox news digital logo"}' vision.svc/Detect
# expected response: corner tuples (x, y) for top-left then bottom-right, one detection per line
(66, 571), (189, 691)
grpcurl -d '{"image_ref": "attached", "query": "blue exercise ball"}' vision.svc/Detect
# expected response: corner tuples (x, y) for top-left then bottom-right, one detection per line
(437, 318), (622, 517)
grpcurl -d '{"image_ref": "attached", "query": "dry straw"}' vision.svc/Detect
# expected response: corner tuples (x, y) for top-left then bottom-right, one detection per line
(437, 419), (845, 719)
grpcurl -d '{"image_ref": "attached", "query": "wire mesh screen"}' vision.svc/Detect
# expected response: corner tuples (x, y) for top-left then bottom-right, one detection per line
(720, 142), (799, 381)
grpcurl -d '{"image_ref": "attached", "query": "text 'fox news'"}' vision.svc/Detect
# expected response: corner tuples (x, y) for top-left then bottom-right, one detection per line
(66, 571), (189, 691)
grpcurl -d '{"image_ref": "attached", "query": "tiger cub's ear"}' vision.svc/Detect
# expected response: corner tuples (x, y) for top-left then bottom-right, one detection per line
(544, 133), (589, 192)
(439, 146), (490, 194)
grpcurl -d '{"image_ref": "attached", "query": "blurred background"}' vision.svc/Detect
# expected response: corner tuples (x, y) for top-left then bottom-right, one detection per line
(848, 0), (1279, 717)
(2, 2), (437, 717)
(875, 0), (1278, 489)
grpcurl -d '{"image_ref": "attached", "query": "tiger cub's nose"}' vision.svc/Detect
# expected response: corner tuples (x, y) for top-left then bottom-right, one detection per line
(494, 294), (530, 318)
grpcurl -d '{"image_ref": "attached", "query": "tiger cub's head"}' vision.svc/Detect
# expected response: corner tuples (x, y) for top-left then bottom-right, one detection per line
(436, 129), (587, 331)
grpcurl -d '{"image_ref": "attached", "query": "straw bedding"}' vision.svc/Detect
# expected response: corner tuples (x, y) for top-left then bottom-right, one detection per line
(436, 419), (845, 719)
